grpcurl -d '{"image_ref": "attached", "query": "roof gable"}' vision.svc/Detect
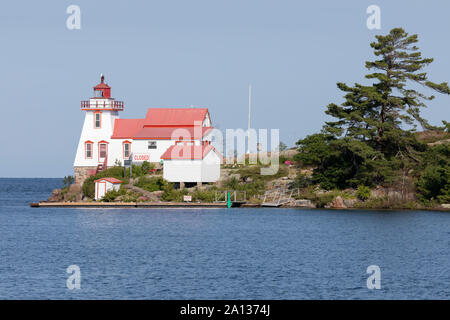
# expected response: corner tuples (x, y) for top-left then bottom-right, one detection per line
(94, 177), (123, 184)
(161, 144), (222, 160)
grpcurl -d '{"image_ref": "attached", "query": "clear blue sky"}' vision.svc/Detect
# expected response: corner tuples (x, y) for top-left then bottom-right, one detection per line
(0, 0), (449, 177)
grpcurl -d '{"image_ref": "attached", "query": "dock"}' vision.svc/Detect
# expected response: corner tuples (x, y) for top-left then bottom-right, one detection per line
(30, 202), (230, 208)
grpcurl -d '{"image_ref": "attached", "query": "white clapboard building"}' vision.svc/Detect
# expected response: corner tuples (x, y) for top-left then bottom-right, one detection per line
(161, 144), (222, 185)
(73, 76), (221, 185)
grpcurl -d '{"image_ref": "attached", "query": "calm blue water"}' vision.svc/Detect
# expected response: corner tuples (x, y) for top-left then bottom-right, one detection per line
(0, 178), (449, 299)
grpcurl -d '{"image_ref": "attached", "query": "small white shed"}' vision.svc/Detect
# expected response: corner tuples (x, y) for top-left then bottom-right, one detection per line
(161, 143), (222, 183)
(94, 177), (123, 200)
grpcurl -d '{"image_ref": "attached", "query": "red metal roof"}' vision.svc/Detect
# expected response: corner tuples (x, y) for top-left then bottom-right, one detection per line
(111, 119), (145, 139)
(160, 144), (221, 160)
(94, 83), (111, 90)
(143, 108), (209, 127)
(110, 108), (212, 139)
(94, 177), (123, 184)
(133, 126), (213, 140)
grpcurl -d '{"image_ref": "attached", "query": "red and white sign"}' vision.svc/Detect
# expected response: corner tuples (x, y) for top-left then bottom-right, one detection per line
(132, 153), (150, 162)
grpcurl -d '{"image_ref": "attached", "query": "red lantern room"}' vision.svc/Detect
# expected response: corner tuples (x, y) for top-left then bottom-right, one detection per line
(93, 74), (111, 98)
(80, 74), (124, 111)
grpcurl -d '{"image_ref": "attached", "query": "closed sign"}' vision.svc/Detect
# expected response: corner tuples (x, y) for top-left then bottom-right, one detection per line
(133, 153), (150, 162)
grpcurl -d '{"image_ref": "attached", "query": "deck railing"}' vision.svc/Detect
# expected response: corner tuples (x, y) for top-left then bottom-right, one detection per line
(81, 100), (124, 110)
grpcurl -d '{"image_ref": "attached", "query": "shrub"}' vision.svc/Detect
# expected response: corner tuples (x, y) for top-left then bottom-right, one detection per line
(222, 177), (265, 198)
(62, 175), (74, 188)
(127, 162), (155, 178)
(141, 161), (154, 173)
(134, 176), (167, 192)
(292, 173), (313, 189)
(101, 189), (123, 202)
(356, 185), (371, 201)
(416, 165), (450, 203)
(101, 187), (140, 202)
(192, 188), (216, 202)
(161, 184), (188, 202)
(121, 190), (140, 202)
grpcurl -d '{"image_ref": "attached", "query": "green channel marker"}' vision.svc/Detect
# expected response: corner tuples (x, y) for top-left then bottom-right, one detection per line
(227, 192), (231, 208)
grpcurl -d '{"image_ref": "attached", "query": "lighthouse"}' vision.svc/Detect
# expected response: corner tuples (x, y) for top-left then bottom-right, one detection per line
(73, 75), (220, 187)
(73, 75), (124, 184)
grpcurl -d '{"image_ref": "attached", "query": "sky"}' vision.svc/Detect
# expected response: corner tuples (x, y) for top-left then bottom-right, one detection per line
(0, 0), (449, 177)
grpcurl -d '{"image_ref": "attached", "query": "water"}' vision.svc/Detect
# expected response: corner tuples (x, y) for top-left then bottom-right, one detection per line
(0, 178), (449, 299)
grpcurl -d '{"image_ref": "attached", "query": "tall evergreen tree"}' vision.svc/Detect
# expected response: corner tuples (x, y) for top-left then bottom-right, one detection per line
(296, 28), (450, 190)
(324, 28), (450, 156)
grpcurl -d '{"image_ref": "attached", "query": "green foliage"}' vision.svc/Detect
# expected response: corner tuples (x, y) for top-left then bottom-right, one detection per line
(295, 134), (385, 189)
(224, 177), (239, 189)
(192, 188), (216, 202)
(416, 166), (450, 204)
(297, 189), (336, 208)
(121, 190), (141, 202)
(236, 164), (287, 182)
(279, 141), (288, 151)
(296, 28), (449, 195)
(354, 197), (419, 210)
(415, 144), (450, 203)
(223, 176), (265, 198)
(324, 28), (449, 153)
(291, 173), (313, 189)
(125, 162), (155, 178)
(101, 187), (141, 202)
(141, 161), (154, 173)
(61, 186), (70, 197)
(134, 176), (167, 192)
(130, 164), (145, 177)
(101, 188), (124, 202)
(62, 175), (74, 188)
(160, 183), (188, 202)
(356, 185), (371, 201)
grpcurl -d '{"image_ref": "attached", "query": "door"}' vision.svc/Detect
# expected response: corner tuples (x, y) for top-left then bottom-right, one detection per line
(96, 181), (106, 200)
(99, 143), (107, 163)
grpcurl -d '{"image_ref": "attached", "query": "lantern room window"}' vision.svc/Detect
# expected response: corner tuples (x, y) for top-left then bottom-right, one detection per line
(94, 112), (101, 128)
(94, 90), (104, 98)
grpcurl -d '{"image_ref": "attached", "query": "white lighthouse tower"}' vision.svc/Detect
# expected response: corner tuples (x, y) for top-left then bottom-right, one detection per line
(73, 75), (124, 185)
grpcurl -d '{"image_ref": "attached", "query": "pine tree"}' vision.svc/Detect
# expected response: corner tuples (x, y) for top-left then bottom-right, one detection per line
(297, 28), (450, 190)
(324, 28), (450, 157)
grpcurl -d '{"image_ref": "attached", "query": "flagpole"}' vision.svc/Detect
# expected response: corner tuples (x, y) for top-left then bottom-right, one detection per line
(247, 84), (252, 154)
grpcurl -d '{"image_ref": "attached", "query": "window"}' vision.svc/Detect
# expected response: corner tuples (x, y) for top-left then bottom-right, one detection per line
(123, 142), (131, 159)
(148, 141), (157, 149)
(94, 112), (101, 128)
(85, 142), (93, 159)
(99, 143), (107, 158)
